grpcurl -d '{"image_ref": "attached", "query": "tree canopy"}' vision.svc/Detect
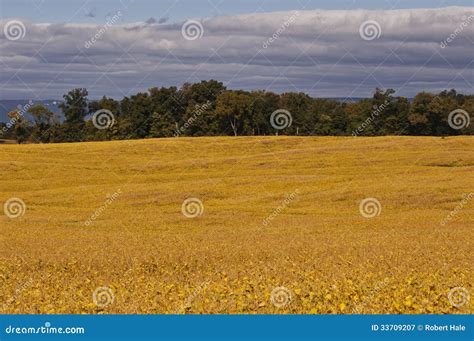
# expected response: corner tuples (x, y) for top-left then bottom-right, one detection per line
(2, 81), (473, 143)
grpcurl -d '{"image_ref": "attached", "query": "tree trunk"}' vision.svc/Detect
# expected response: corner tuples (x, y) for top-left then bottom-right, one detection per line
(230, 119), (238, 136)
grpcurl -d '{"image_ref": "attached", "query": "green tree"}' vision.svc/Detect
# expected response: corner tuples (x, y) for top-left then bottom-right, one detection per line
(7, 110), (31, 144)
(59, 88), (89, 141)
(119, 93), (152, 139)
(179, 80), (226, 136)
(215, 91), (254, 136)
(149, 87), (184, 137)
(279, 92), (312, 135)
(87, 96), (120, 140)
(408, 92), (435, 135)
(28, 104), (57, 143)
(250, 91), (280, 136)
(309, 100), (350, 136)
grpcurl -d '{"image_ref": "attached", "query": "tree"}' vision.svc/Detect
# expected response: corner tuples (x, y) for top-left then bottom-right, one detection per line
(6, 83), (472, 143)
(7, 110), (31, 144)
(59, 88), (89, 141)
(306, 100), (350, 136)
(28, 104), (57, 143)
(119, 93), (152, 139)
(328, 105), (349, 135)
(215, 91), (254, 136)
(184, 80), (226, 104)
(183, 81), (226, 136)
(279, 92), (312, 135)
(458, 97), (474, 135)
(250, 91), (280, 136)
(149, 87), (183, 137)
(87, 96), (120, 140)
(408, 92), (435, 135)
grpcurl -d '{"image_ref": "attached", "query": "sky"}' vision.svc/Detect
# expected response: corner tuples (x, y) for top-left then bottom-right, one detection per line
(0, 0), (473, 99)
(1, 0), (473, 23)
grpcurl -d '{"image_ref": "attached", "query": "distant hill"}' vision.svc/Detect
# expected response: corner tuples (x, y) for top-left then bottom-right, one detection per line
(0, 100), (62, 123)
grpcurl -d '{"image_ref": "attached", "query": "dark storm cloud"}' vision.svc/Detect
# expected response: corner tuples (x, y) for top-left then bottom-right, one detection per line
(0, 7), (472, 99)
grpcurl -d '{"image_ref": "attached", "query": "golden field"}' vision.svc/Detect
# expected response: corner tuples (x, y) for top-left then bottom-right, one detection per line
(0, 136), (473, 314)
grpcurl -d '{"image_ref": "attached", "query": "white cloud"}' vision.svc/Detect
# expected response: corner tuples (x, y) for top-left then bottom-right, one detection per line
(0, 6), (473, 99)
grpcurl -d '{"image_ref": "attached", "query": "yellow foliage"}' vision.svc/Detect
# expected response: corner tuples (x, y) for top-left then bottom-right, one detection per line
(0, 136), (473, 314)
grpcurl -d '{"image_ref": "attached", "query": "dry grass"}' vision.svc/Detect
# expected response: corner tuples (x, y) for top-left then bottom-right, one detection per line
(0, 136), (473, 314)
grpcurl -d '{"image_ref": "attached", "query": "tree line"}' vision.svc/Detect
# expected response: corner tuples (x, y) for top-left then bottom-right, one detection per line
(2, 80), (473, 143)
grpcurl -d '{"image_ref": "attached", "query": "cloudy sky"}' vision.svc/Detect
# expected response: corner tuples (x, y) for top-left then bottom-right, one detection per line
(0, 0), (473, 99)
